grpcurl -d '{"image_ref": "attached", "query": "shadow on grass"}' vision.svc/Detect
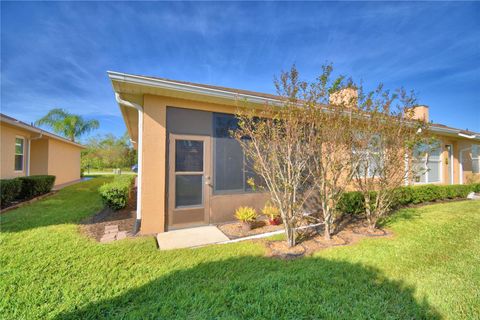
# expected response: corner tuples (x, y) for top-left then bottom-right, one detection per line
(1, 176), (110, 233)
(55, 256), (439, 319)
(378, 208), (423, 228)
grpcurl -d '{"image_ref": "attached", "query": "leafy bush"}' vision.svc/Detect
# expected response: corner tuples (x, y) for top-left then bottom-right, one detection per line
(99, 175), (135, 210)
(471, 183), (480, 193)
(234, 206), (258, 222)
(338, 191), (366, 215)
(262, 203), (280, 219)
(0, 178), (22, 208)
(339, 183), (479, 216)
(18, 175), (56, 200)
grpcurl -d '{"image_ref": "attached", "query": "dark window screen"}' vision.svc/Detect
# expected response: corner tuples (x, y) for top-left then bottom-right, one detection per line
(213, 113), (262, 193)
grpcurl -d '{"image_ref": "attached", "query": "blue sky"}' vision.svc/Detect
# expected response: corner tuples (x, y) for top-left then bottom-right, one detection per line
(2, 2), (479, 141)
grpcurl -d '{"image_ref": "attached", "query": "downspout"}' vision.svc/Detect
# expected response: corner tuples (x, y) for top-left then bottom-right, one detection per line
(115, 93), (143, 233)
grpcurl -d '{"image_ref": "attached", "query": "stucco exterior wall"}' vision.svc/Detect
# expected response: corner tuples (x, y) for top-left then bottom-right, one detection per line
(135, 94), (480, 234)
(47, 139), (82, 185)
(141, 95), (168, 234)
(140, 95), (257, 233)
(0, 124), (30, 179)
(30, 138), (49, 175)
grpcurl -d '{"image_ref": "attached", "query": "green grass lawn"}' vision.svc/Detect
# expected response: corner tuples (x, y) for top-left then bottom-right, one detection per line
(1, 177), (479, 319)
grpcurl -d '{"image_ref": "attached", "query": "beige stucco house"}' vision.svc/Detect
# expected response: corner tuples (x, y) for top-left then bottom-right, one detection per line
(0, 113), (85, 186)
(108, 71), (480, 234)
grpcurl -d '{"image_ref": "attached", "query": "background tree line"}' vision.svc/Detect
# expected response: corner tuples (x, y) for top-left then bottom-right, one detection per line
(34, 108), (136, 172)
(81, 133), (137, 171)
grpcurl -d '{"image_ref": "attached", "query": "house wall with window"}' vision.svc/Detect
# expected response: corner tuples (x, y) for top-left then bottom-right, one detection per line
(133, 95), (480, 234)
(109, 72), (480, 234)
(0, 115), (84, 186)
(458, 140), (480, 184)
(0, 124), (30, 179)
(140, 96), (480, 233)
(139, 94), (268, 234)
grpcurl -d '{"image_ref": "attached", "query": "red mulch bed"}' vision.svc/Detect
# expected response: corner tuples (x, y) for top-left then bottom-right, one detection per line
(263, 218), (393, 260)
(79, 206), (136, 241)
(79, 189), (137, 241)
(218, 218), (284, 239)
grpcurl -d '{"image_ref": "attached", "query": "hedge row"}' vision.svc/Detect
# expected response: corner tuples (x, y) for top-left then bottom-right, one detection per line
(0, 175), (56, 209)
(99, 175), (135, 210)
(339, 183), (480, 215)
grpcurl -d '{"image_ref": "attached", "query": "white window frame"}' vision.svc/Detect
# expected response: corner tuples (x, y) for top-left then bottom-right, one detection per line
(354, 149), (382, 178)
(14, 136), (25, 172)
(413, 146), (443, 185)
(472, 145), (480, 174)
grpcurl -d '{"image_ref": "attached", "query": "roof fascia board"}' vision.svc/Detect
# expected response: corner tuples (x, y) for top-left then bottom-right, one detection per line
(108, 71), (479, 141)
(430, 126), (480, 141)
(107, 71), (281, 106)
(0, 116), (86, 148)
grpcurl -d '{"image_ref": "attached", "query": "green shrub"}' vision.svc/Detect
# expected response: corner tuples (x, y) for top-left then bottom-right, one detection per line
(471, 183), (480, 193)
(99, 175), (135, 210)
(18, 175), (56, 200)
(338, 191), (365, 215)
(0, 178), (22, 208)
(392, 186), (415, 207)
(338, 183), (479, 216)
(234, 206), (258, 222)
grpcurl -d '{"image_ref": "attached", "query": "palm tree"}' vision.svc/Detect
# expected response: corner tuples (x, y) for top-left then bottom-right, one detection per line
(35, 108), (99, 142)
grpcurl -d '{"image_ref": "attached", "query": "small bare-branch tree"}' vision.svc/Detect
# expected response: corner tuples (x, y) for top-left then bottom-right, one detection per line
(234, 66), (317, 247)
(306, 65), (360, 240)
(236, 65), (358, 244)
(351, 85), (429, 231)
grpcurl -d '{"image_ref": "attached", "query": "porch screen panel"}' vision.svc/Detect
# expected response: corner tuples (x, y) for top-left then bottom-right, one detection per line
(213, 113), (244, 192)
(213, 113), (262, 193)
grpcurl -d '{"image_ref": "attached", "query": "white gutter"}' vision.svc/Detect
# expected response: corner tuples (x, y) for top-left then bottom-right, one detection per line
(108, 71), (480, 142)
(0, 116), (85, 148)
(458, 132), (477, 139)
(430, 126), (480, 141)
(115, 93), (143, 226)
(107, 71), (281, 106)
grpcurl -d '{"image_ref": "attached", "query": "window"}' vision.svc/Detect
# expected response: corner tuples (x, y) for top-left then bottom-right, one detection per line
(353, 134), (382, 178)
(213, 113), (260, 193)
(356, 151), (382, 177)
(472, 145), (480, 174)
(413, 143), (441, 183)
(14, 137), (24, 171)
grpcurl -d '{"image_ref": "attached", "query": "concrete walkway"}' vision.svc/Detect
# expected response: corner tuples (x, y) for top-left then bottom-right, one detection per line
(156, 226), (229, 250)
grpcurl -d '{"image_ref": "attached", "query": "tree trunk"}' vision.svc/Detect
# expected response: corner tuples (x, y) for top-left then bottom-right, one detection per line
(285, 220), (296, 247)
(365, 194), (374, 230)
(324, 222), (332, 240)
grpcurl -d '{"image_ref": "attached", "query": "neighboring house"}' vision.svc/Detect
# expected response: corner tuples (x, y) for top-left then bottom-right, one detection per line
(108, 71), (480, 234)
(0, 113), (85, 186)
